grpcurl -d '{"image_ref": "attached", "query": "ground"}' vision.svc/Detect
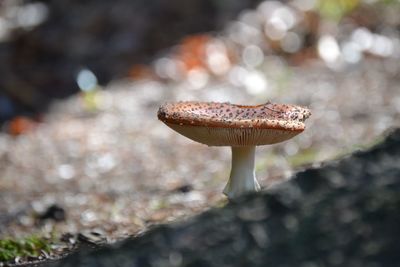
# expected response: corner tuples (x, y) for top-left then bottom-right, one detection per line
(1, 1), (400, 265)
(0, 57), (399, 266)
(50, 129), (400, 267)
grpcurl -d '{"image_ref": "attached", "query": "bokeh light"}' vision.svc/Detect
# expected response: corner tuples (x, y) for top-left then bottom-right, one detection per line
(0, 0), (400, 263)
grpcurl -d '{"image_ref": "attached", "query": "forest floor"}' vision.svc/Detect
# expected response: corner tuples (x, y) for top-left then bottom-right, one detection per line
(0, 56), (399, 265)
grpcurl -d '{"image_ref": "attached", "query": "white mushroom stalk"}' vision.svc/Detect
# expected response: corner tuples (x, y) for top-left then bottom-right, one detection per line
(158, 101), (311, 200)
(223, 146), (260, 199)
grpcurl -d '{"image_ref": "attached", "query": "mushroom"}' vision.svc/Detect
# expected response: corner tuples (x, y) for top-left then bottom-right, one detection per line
(157, 101), (311, 199)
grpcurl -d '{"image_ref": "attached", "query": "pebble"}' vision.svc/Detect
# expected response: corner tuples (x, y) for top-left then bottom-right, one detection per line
(37, 204), (66, 222)
(78, 230), (107, 246)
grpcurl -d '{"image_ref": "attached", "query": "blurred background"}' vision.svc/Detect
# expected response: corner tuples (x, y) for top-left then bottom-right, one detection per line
(0, 0), (399, 251)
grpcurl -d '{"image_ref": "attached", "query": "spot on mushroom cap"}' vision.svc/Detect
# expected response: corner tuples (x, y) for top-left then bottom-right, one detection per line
(157, 101), (311, 146)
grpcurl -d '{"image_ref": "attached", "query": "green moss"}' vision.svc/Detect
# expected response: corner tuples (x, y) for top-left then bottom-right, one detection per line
(0, 235), (51, 262)
(256, 148), (318, 172)
(215, 198), (229, 208)
(317, 0), (360, 21)
(255, 153), (275, 172)
(150, 198), (169, 211)
(331, 132), (389, 162)
(287, 148), (318, 167)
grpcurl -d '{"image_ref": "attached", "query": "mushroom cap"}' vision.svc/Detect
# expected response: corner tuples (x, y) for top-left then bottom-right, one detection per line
(158, 101), (311, 146)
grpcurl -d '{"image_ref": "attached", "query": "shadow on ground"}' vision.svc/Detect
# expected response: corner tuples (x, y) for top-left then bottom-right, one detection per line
(49, 128), (400, 267)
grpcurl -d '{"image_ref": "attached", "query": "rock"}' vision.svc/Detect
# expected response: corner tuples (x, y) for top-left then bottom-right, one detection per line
(172, 184), (193, 194)
(77, 231), (107, 247)
(60, 233), (76, 245)
(48, 128), (400, 266)
(37, 204), (66, 222)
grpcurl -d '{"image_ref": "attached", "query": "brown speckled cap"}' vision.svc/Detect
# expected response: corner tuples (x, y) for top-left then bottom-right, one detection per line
(158, 101), (311, 146)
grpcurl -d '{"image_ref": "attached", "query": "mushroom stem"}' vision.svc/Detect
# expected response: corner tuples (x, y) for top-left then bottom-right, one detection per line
(223, 146), (260, 199)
